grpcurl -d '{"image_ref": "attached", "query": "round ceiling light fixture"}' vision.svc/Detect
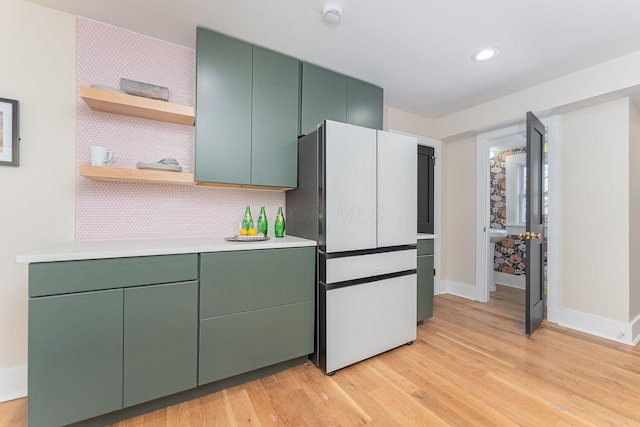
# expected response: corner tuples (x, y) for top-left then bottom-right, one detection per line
(472, 47), (500, 62)
(322, 3), (343, 25)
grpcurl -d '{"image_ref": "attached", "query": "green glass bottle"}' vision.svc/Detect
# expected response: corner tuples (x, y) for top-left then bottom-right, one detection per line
(274, 205), (285, 238)
(242, 205), (253, 231)
(257, 205), (268, 236)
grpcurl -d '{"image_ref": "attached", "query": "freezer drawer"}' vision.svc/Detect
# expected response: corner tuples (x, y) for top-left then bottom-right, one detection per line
(325, 274), (416, 373)
(325, 249), (416, 284)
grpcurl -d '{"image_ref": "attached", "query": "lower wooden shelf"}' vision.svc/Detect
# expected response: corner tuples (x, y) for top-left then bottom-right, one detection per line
(80, 165), (195, 185)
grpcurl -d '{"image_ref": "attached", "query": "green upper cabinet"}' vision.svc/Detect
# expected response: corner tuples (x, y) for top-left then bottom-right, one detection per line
(300, 62), (384, 133)
(196, 28), (252, 185)
(251, 46), (300, 188)
(300, 62), (347, 134)
(196, 28), (299, 189)
(347, 77), (383, 130)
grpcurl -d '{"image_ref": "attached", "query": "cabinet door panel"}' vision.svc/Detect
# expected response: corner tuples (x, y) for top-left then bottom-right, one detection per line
(417, 254), (434, 321)
(252, 46), (300, 188)
(347, 77), (383, 130)
(123, 281), (198, 407)
(377, 131), (417, 247)
(28, 290), (123, 427)
(196, 27), (252, 184)
(199, 300), (314, 385)
(325, 121), (378, 252)
(200, 247), (315, 318)
(300, 62), (347, 134)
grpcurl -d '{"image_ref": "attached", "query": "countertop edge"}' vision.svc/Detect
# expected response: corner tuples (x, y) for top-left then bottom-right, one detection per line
(417, 234), (436, 240)
(15, 236), (317, 264)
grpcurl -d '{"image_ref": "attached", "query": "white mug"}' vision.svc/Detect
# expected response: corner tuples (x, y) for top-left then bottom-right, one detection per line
(90, 146), (113, 166)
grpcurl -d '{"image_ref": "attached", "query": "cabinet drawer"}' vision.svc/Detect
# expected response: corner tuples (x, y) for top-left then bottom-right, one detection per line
(417, 239), (434, 256)
(198, 300), (314, 385)
(325, 249), (416, 284)
(200, 247), (314, 318)
(29, 254), (198, 297)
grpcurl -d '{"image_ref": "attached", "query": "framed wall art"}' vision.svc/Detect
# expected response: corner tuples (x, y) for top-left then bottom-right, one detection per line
(0, 97), (19, 166)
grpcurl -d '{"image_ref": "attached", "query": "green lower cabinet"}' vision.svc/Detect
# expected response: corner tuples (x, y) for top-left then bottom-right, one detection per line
(123, 281), (198, 407)
(417, 239), (435, 322)
(417, 254), (434, 321)
(200, 247), (315, 318)
(28, 289), (124, 427)
(199, 300), (314, 385)
(199, 247), (315, 386)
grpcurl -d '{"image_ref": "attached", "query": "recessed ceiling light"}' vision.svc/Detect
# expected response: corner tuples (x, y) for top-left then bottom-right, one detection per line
(472, 47), (500, 62)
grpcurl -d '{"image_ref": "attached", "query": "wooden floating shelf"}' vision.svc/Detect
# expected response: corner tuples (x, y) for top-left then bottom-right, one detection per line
(80, 86), (195, 126)
(80, 165), (195, 186)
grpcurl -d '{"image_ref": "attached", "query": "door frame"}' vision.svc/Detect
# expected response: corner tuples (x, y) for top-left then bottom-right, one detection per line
(475, 117), (559, 324)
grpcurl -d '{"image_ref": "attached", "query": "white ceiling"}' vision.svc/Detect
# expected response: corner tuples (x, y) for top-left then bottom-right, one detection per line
(25, 0), (640, 118)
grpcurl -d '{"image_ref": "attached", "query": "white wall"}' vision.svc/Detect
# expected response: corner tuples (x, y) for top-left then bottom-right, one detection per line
(558, 99), (630, 323)
(387, 106), (438, 139)
(0, 0), (76, 401)
(441, 136), (476, 288)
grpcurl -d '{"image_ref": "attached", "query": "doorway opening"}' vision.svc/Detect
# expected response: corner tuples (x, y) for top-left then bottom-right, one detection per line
(476, 117), (559, 333)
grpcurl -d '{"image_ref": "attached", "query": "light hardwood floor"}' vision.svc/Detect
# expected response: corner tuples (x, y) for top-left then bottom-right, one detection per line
(4, 285), (640, 426)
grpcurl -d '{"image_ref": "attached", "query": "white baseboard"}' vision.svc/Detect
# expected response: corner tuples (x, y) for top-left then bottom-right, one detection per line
(553, 307), (636, 346)
(494, 272), (525, 290)
(0, 365), (27, 402)
(441, 280), (480, 301)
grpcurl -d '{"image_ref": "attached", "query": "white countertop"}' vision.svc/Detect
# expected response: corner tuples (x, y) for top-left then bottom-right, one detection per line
(417, 233), (436, 240)
(15, 235), (317, 264)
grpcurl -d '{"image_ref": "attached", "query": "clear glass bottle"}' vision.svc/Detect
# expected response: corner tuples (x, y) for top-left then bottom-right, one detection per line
(274, 205), (285, 238)
(257, 205), (268, 237)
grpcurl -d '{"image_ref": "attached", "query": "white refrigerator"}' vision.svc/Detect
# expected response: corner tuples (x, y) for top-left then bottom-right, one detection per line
(287, 120), (417, 374)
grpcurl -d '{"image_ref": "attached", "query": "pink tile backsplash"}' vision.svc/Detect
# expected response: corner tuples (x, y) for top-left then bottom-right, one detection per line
(76, 17), (285, 241)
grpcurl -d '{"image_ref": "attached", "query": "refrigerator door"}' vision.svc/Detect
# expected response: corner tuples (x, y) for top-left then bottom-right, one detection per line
(325, 121), (378, 253)
(377, 131), (417, 247)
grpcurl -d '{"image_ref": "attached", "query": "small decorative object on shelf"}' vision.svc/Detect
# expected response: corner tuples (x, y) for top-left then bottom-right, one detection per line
(136, 158), (182, 172)
(120, 78), (169, 101)
(257, 205), (268, 237)
(274, 206), (285, 238)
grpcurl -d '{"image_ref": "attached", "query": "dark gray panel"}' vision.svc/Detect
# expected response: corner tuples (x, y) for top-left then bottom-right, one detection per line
(28, 290), (123, 427)
(286, 130), (321, 242)
(346, 77), (383, 130)
(251, 46), (300, 188)
(29, 254), (198, 297)
(200, 247), (315, 318)
(196, 27), (252, 184)
(123, 281), (198, 407)
(198, 300), (314, 385)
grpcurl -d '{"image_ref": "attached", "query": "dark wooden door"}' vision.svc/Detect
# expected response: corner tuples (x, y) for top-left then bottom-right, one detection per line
(525, 111), (545, 334)
(417, 145), (435, 234)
